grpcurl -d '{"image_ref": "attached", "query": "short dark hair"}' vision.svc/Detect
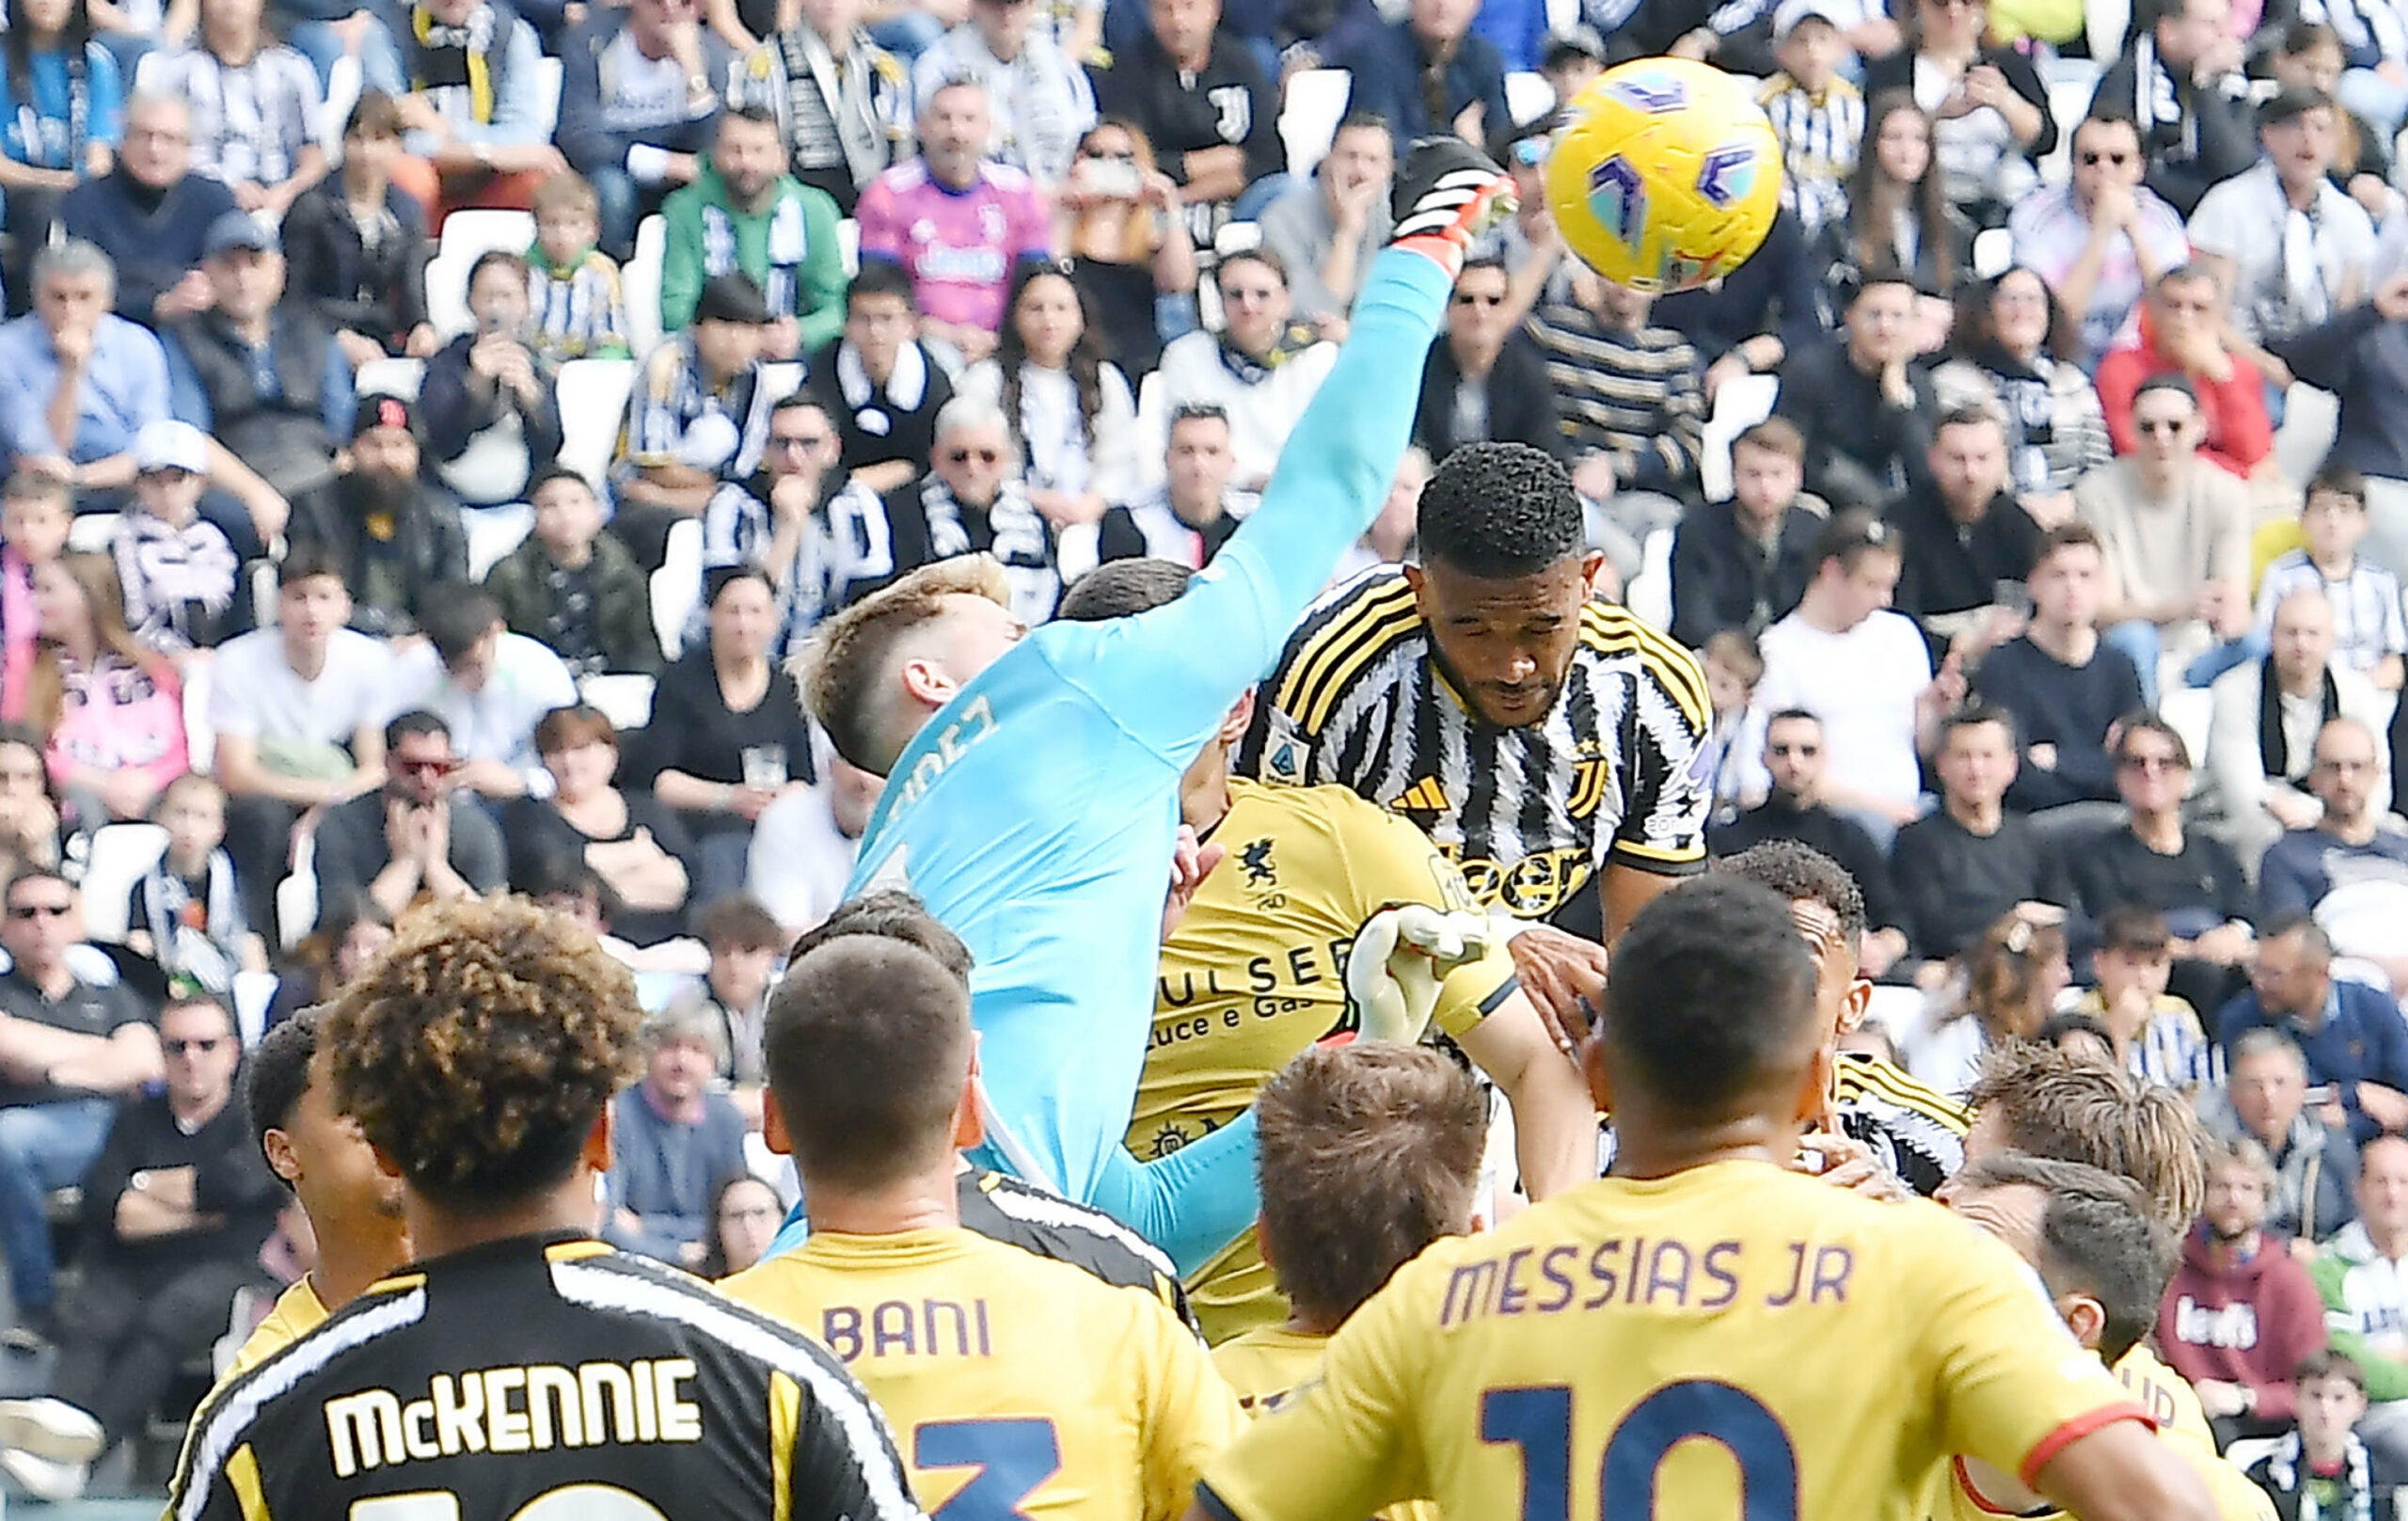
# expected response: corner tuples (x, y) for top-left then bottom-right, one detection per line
(421, 585), (502, 664)
(765, 938), (971, 1192)
(1941, 699), (2019, 751)
(1603, 877), (1819, 1115)
(1810, 510), (1899, 575)
(277, 541), (348, 589)
(847, 261), (917, 312)
(1951, 1150), (2174, 1364)
(246, 1007), (320, 1162)
(467, 247), (529, 293)
(722, 102), (781, 132)
(1934, 404), (2004, 436)
(788, 890), (973, 984)
(695, 894), (784, 952)
(2037, 1009), (2115, 1052)
(1215, 246), (1289, 291)
(2111, 711), (2191, 770)
(527, 465), (595, 501)
(2036, 521), (2102, 563)
(2309, 464), (2369, 505)
(384, 708), (450, 750)
(1057, 559), (1190, 622)
(344, 88), (404, 140)
(2132, 372), (2200, 409)
(2262, 910), (2335, 961)
(1329, 111), (1390, 150)
(1417, 442), (1582, 578)
(2096, 905), (2171, 956)
(2295, 1347), (2367, 1389)
(1711, 840), (1868, 947)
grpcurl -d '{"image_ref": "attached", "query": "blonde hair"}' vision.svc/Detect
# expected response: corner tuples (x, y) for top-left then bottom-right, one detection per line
(798, 555), (1011, 774)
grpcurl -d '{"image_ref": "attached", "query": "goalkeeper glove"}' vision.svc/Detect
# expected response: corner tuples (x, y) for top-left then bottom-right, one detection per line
(1345, 904), (1493, 1045)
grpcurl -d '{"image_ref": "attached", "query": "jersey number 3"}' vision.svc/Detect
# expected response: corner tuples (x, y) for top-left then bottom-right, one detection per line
(915, 1417), (1062, 1519)
(1481, 1382), (1799, 1521)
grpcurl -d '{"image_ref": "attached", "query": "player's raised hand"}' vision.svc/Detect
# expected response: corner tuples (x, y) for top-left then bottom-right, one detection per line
(1796, 1131), (1910, 1202)
(1508, 925), (1610, 1058)
(1345, 904), (1491, 1043)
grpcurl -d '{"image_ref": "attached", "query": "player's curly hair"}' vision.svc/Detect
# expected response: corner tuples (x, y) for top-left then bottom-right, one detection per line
(1711, 840), (1868, 947)
(799, 554), (1012, 775)
(1965, 1042), (2205, 1230)
(1257, 1043), (1486, 1329)
(1416, 442), (1582, 579)
(324, 896), (644, 1213)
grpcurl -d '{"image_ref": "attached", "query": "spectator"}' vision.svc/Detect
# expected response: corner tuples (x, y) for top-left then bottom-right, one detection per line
(2097, 266), (2277, 487)
(1899, 909), (2070, 1096)
(1775, 269), (1939, 515)
(2221, 914), (2408, 1146)
(0, 0), (121, 306)
(1327, 445), (1427, 583)
(506, 704), (698, 945)
(2261, 717), (2408, 924)
(111, 419), (237, 656)
(660, 106), (848, 358)
(281, 92), (439, 370)
(1537, 24), (1606, 104)
(0, 479), (69, 707)
(164, 212), (356, 557)
(2092, 0), (2257, 216)
(524, 171), (633, 365)
(1861, 0), (2053, 229)
(2192, 86), (2377, 364)
(386, 0), (567, 221)
(1412, 257), (1562, 464)
(1095, 400), (1252, 567)
(1758, 6), (1863, 248)
(706, 395), (886, 645)
(1087, 0), (1276, 249)
(2256, 467), (2407, 691)
(1891, 702), (2073, 962)
(602, 1003), (750, 1266)
(418, 249), (563, 512)
(13, 552), (186, 826)
(2221, 1027), (2361, 1244)
(1671, 419), (1822, 650)
(293, 393), (467, 638)
(1743, 512), (1946, 832)
(2242, 1352), (2408, 1521)
(875, 395), (1059, 623)
(854, 77), (1053, 364)
(260, 901), (391, 1026)
(2205, 590), (2390, 867)
(733, 0), (911, 214)
(206, 548), (393, 934)
(1931, 268), (2114, 521)
(680, 893), (784, 1086)
(0, 991), (272, 1502)
(484, 468), (663, 678)
(2270, 21), (2397, 221)
(556, 0), (732, 257)
(1054, 119), (1197, 380)
(1825, 93), (1972, 300)
(746, 751), (875, 936)
(911, 0), (1095, 188)
(2315, 1135), (2408, 1463)
(0, 725), (64, 873)
(1525, 265), (1705, 533)
(0, 867), (160, 1340)
(126, 773), (266, 993)
(309, 708), (508, 918)
(800, 261), (953, 497)
(1973, 522), (2146, 812)
(1659, 205), (1832, 403)
(1338, 0), (1510, 152)
(615, 274), (777, 576)
(1152, 249), (1337, 493)
(2157, 1134), (2332, 1449)
(1256, 115), (1392, 330)
(0, 243), (170, 514)
(958, 258), (1138, 542)
(2008, 112), (2191, 369)
(150, 0), (327, 221)
(1886, 406), (2041, 652)
(2268, 276), (2408, 583)
(2076, 372), (2253, 705)
(2069, 905), (2214, 1091)
(60, 93), (237, 331)
(387, 584), (581, 804)
(645, 565), (818, 901)
(697, 1174), (783, 1277)
(1708, 708), (1909, 971)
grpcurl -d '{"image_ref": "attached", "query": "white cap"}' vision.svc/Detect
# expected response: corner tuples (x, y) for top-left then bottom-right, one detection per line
(1776, 0), (1856, 39)
(134, 419), (211, 476)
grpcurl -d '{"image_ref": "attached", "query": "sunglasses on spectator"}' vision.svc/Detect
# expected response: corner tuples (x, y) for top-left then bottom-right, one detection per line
(1451, 290), (1505, 307)
(7, 902), (69, 920)
(395, 757), (455, 777)
(947, 448), (1003, 466)
(166, 1038), (228, 1056)
(2079, 149), (2132, 166)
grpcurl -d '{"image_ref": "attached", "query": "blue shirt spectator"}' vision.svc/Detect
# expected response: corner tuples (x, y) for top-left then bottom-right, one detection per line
(58, 93), (240, 327)
(2218, 916), (2408, 1145)
(0, 26), (123, 173)
(602, 1006), (752, 1266)
(1338, 0), (1512, 152)
(0, 245), (171, 477)
(555, 0), (732, 254)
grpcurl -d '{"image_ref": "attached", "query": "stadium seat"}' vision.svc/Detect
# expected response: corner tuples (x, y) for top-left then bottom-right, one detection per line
(183, 656), (216, 774)
(761, 361), (804, 402)
(653, 517), (705, 660)
(321, 54), (363, 163)
(1504, 72), (1555, 127)
(554, 357), (638, 491)
(1625, 528), (1674, 632)
(2273, 382), (2339, 487)
(1280, 69), (1351, 179)
(1972, 227), (2012, 279)
(465, 501), (536, 579)
(579, 672), (657, 730)
(426, 211), (537, 337)
(66, 513), (119, 554)
(77, 824), (168, 945)
(354, 356), (425, 402)
(2084, 0), (2129, 71)
(2039, 62), (2102, 187)
(277, 833), (318, 954)
(2158, 686), (2213, 793)
(1698, 372), (1779, 505)
(625, 214), (668, 358)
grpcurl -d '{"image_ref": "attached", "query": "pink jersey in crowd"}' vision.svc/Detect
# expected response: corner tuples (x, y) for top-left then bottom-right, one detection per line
(853, 158), (1054, 336)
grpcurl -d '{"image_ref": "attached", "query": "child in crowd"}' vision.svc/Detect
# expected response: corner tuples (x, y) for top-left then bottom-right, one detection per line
(482, 467), (660, 678)
(2070, 905), (2215, 1092)
(689, 894), (784, 1097)
(1757, 7), (1863, 245)
(2243, 1350), (2408, 1518)
(526, 172), (632, 366)
(127, 771), (268, 993)
(1702, 627), (1764, 818)
(1, 475), (71, 703)
(2256, 465), (2407, 690)
(113, 421), (240, 658)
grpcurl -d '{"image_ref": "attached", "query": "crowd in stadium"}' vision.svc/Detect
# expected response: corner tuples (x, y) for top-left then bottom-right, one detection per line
(0, 0), (2399, 1503)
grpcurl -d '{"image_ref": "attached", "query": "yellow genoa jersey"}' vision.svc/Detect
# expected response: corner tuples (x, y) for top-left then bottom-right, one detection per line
(1213, 1326), (1436, 1521)
(1131, 778), (1517, 1343)
(726, 1226), (1245, 1520)
(2115, 1341), (2215, 1451)
(225, 1275), (329, 1379)
(1197, 1160), (2147, 1521)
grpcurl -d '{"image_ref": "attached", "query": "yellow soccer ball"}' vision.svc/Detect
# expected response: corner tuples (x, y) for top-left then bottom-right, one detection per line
(1544, 55), (1784, 294)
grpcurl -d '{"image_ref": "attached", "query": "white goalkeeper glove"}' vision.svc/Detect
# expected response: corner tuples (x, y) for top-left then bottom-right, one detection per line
(1345, 904), (1493, 1045)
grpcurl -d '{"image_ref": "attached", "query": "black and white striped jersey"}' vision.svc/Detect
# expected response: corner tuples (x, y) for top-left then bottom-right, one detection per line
(958, 1168), (1200, 1338)
(167, 1232), (923, 1521)
(1237, 567), (1713, 922)
(1833, 1054), (1972, 1198)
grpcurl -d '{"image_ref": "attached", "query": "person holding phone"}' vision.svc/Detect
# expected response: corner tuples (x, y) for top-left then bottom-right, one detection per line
(309, 709), (508, 920)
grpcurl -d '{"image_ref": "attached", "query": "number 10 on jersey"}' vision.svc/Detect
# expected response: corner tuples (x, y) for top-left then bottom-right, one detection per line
(1481, 1381), (1799, 1520)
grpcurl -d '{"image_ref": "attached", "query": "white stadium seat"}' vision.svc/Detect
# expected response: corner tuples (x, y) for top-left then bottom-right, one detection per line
(426, 210), (536, 338)
(555, 357), (638, 492)
(354, 356), (425, 402)
(625, 215), (668, 359)
(77, 824), (167, 944)
(579, 673), (657, 731)
(652, 518), (705, 660)
(1281, 69), (1351, 180)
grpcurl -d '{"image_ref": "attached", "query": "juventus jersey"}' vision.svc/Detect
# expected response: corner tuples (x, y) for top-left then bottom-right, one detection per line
(1238, 567), (1713, 921)
(167, 1233), (921, 1521)
(1833, 1053), (1972, 1198)
(958, 1168), (1200, 1337)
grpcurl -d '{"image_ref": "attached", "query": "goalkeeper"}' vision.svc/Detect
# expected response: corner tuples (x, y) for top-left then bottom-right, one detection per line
(797, 139), (1521, 1275)
(1055, 561), (1597, 1344)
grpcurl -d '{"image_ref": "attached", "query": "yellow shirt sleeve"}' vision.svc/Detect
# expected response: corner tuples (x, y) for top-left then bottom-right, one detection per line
(1330, 800), (1517, 1038)
(1137, 1294), (1249, 1521)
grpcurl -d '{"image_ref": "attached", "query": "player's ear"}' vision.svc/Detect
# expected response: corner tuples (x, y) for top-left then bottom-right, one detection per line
(1402, 562), (1429, 608)
(1796, 1045), (1835, 1128)
(1221, 688), (1256, 747)
(1578, 551), (1608, 595)
(1579, 1031), (1614, 1117)
(263, 1126), (302, 1186)
(949, 1052), (984, 1151)
(760, 1092), (793, 1157)
(1839, 977), (1873, 1036)
(897, 655), (955, 710)
(2056, 1292), (2107, 1355)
